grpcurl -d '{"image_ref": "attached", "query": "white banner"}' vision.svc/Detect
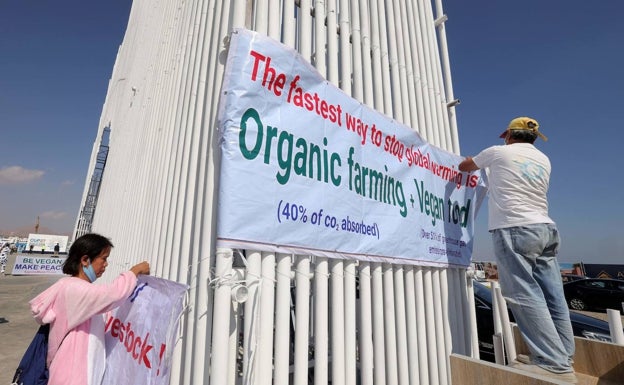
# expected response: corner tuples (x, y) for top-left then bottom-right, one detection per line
(217, 29), (487, 267)
(27, 233), (68, 253)
(102, 276), (188, 385)
(11, 255), (66, 275)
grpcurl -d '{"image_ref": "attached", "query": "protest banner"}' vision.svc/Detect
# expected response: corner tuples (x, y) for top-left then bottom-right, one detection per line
(11, 255), (66, 275)
(216, 28), (487, 267)
(102, 276), (188, 385)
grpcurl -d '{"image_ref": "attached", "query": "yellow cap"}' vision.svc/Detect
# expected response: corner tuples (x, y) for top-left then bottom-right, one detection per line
(499, 117), (548, 141)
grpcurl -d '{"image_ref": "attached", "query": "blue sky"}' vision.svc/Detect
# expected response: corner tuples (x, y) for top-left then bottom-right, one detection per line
(1, 1), (622, 264)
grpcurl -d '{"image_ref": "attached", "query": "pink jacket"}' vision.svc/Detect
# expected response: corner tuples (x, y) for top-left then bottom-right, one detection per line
(30, 272), (137, 385)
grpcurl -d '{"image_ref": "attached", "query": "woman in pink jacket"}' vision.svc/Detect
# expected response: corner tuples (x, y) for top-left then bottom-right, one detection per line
(30, 233), (150, 385)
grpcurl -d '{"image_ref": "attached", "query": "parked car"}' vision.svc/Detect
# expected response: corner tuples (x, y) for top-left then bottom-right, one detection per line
(563, 278), (624, 311)
(473, 280), (613, 362)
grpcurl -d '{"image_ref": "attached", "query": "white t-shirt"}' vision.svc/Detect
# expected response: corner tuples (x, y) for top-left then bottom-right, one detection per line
(472, 142), (554, 230)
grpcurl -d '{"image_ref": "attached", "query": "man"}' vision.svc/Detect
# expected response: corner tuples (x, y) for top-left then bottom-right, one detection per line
(459, 117), (576, 383)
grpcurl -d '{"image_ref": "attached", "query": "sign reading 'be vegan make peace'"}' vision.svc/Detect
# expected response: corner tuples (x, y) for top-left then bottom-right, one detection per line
(216, 28), (486, 267)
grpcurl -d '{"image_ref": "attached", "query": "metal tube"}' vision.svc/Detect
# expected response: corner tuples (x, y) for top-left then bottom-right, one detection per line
(414, 267), (429, 384)
(314, 0), (327, 77)
(274, 253), (292, 382)
(358, 262), (374, 385)
(243, 251), (262, 384)
(393, 266), (410, 385)
(404, 267), (421, 385)
(210, 248), (234, 385)
(315, 257), (329, 385)
(258, 252), (276, 384)
(331, 259), (346, 385)
(326, 0), (339, 86)
(383, 265), (399, 385)
(432, 269), (449, 385)
(294, 256), (311, 385)
(607, 309), (624, 345)
(433, 0), (460, 153)
(345, 261), (357, 385)
(423, 268), (440, 385)
(465, 273), (480, 358)
(349, 0), (363, 101)
(493, 282), (517, 363)
(374, 0), (393, 115)
(372, 263), (386, 385)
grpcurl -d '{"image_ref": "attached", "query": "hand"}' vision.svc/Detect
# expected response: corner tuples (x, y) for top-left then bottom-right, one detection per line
(130, 261), (150, 276)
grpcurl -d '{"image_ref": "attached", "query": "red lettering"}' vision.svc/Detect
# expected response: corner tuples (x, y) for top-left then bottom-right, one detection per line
(112, 319), (121, 339)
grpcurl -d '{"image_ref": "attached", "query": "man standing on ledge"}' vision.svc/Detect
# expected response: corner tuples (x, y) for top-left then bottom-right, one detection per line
(459, 117), (576, 383)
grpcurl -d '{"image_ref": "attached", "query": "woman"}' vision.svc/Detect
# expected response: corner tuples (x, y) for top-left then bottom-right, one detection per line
(30, 233), (150, 385)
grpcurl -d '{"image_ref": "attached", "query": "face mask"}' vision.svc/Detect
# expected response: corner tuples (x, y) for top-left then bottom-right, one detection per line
(83, 263), (98, 282)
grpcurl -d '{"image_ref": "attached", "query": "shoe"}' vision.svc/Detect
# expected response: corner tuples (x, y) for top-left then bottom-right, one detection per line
(516, 354), (531, 364)
(510, 362), (578, 384)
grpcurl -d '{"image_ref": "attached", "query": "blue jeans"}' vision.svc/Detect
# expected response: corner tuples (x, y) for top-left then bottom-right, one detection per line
(492, 223), (575, 373)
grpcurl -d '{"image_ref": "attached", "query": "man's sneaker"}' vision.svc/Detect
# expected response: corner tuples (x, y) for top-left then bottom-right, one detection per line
(515, 354), (531, 364)
(510, 362), (578, 384)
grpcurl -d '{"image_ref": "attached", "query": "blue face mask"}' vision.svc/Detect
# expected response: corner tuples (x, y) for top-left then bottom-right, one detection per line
(83, 263), (98, 282)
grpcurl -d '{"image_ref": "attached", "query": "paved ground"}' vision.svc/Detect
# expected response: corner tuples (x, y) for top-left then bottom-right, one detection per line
(0, 252), (61, 385)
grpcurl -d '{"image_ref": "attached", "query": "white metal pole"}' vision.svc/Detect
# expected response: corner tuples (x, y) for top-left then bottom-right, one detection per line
(299, 0), (312, 62)
(358, 262), (374, 385)
(368, 0), (385, 112)
(607, 309), (624, 345)
(466, 275), (480, 359)
(404, 267), (421, 385)
(433, 0), (460, 153)
(314, 0), (327, 77)
(432, 269), (449, 385)
(331, 259), (346, 385)
(326, 0), (339, 86)
(294, 256), (311, 385)
(258, 252), (276, 384)
(423, 268), (440, 385)
(338, 0), (351, 95)
(315, 257), (329, 385)
(493, 282), (517, 363)
(349, 0), (363, 101)
(243, 250), (262, 384)
(372, 263), (386, 385)
(374, 0), (392, 115)
(414, 267), (429, 384)
(274, 253), (292, 382)
(228, 301), (240, 385)
(393, 266), (410, 385)
(345, 261), (357, 385)
(491, 278), (504, 362)
(357, 0), (374, 107)
(210, 248), (234, 385)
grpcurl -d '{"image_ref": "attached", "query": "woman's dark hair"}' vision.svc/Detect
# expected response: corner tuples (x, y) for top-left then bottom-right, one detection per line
(509, 130), (538, 144)
(62, 233), (114, 276)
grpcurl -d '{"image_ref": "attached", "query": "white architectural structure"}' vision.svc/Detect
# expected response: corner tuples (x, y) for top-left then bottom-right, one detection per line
(75, 1), (479, 384)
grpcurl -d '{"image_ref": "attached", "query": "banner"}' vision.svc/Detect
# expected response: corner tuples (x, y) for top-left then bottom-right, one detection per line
(102, 276), (188, 385)
(11, 255), (66, 275)
(217, 28), (487, 267)
(26, 233), (68, 253)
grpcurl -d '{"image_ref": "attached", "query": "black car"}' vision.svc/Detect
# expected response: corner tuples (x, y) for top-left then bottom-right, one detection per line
(473, 280), (613, 362)
(563, 278), (624, 311)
